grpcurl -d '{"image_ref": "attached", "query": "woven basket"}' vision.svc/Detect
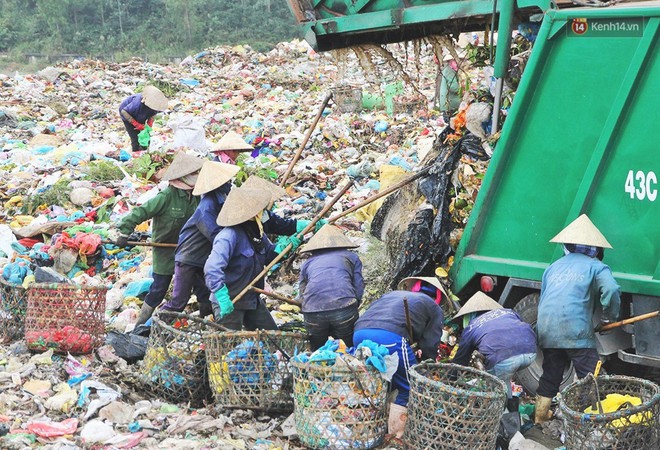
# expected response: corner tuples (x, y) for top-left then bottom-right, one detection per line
(559, 375), (660, 450)
(24, 283), (106, 355)
(0, 278), (28, 343)
(402, 362), (507, 450)
(204, 330), (307, 412)
(333, 86), (362, 113)
(140, 311), (223, 407)
(292, 357), (388, 450)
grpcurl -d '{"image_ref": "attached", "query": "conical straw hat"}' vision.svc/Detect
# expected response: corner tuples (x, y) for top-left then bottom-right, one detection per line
(142, 85), (168, 111)
(192, 161), (240, 196)
(453, 291), (503, 320)
(242, 175), (286, 202)
(300, 225), (359, 253)
(217, 187), (271, 227)
(550, 214), (612, 248)
(398, 276), (449, 299)
(212, 131), (253, 152)
(161, 152), (205, 181)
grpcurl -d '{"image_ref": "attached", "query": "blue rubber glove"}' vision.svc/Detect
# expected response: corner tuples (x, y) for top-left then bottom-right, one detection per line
(212, 285), (234, 319)
(314, 219), (328, 232)
(274, 235), (302, 255)
(296, 219), (328, 233)
(296, 220), (310, 233)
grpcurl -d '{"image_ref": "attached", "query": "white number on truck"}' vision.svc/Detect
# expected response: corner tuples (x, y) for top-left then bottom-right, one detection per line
(625, 170), (658, 201)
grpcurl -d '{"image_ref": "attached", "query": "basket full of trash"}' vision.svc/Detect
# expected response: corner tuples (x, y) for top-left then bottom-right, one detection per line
(559, 374), (660, 449)
(140, 311), (223, 407)
(291, 340), (389, 450)
(402, 362), (507, 450)
(0, 277), (29, 343)
(204, 329), (307, 412)
(24, 283), (107, 355)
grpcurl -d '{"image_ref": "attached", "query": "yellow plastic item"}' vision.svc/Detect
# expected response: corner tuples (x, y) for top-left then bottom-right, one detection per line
(6, 197), (25, 208)
(584, 393), (651, 427)
(353, 164), (411, 222)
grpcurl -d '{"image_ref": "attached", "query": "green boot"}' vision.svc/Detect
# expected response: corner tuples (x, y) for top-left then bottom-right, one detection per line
(135, 304), (155, 327)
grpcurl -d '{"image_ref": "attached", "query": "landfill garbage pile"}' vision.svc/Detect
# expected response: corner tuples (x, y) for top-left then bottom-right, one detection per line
(0, 32), (537, 448)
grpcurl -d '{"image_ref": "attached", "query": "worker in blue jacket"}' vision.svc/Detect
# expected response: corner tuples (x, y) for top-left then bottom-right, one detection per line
(535, 214), (621, 423)
(353, 276), (446, 438)
(298, 224), (364, 350)
(119, 86), (168, 152)
(204, 186), (301, 329)
(451, 292), (537, 399)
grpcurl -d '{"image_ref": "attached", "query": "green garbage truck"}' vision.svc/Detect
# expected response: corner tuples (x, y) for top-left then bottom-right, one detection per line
(287, 0), (660, 393)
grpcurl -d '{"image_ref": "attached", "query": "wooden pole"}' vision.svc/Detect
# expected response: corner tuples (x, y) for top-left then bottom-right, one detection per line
(250, 287), (301, 307)
(596, 310), (659, 332)
(277, 92), (333, 190)
(103, 240), (177, 248)
(327, 165), (432, 224)
(232, 180), (353, 304)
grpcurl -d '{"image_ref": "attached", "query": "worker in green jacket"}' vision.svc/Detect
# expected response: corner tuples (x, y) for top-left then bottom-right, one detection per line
(114, 151), (205, 326)
(436, 52), (462, 115)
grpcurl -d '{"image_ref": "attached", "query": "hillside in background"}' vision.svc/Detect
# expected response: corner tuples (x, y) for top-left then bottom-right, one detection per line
(0, 0), (299, 60)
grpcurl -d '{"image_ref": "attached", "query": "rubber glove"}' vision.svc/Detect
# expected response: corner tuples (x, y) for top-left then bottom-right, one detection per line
(274, 235), (302, 255)
(296, 219), (328, 233)
(314, 219), (328, 232)
(213, 285), (234, 319)
(130, 119), (145, 131)
(296, 220), (310, 233)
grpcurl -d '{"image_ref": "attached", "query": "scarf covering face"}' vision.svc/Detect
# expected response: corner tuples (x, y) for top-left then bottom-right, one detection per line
(564, 243), (599, 258)
(240, 213), (265, 252)
(169, 172), (199, 191)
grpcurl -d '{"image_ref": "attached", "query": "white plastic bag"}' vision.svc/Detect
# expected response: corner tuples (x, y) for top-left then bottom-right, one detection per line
(167, 114), (209, 151)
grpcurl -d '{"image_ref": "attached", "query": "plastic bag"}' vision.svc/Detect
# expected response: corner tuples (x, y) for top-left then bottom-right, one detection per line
(106, 329), (149, 363)
(496, 411), (521, 448)
(167, 114), (209, 151)
(138, 125), (152, 147)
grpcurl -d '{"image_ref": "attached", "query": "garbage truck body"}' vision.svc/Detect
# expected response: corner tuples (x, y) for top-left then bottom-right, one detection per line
(288, 0), (660, 392)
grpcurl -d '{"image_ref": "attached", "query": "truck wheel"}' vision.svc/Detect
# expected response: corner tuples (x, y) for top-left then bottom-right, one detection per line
(513, 293), (576, 396)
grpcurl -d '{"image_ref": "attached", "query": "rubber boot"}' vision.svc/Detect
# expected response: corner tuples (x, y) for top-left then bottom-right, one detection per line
(534, 396), (553, 424)
(135, 303), (155, 327)
(388, 403), (408, 438)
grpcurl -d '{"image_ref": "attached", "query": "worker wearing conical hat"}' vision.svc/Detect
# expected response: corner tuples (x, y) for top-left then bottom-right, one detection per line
(535, 214), (621, 424)
(119, 85), (168, 152)
(204, 186), (301, 328)
(159, 160), (239, 317)
(160, 166), (314, 317)
(114, 151), (205, 326)
(210, 130), (254, 164)
(353, 276), (445, 438)
(451, 292), (536, 401)
(298, 225), (364, 350)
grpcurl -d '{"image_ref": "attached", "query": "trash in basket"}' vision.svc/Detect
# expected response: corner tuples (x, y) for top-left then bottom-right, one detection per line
(0, 277), (28, 343)
(402, 362), (507, 450)
(24, 283), (106, 354)
(292, 339), (390, 450)
(140, 311), (223, 407)
(559, 375), (660, 450)
(204, 329), (308, 412)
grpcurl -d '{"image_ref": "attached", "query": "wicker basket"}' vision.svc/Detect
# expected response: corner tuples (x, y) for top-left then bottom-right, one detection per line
(292, 357), (388, 450)
(402, 362), (507, 450)
(332, 85), (362, 113)
(559, 375), (660, 450)
(204, 330), (307, 412)
(24, 283), (107, 355)
(140, 311), (223, 407)
(0, 278), (28, 343)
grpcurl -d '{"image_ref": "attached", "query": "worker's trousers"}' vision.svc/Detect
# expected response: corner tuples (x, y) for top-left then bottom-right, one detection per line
(354, 328), (416, 407)
(537, 348), (599, 398)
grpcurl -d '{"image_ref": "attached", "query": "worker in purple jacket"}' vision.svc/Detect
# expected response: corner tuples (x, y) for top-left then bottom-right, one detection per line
(298, 225), (364, 350)
(353, 276), (446, 438)
(118, 86), (168, 152)
(451, 292), (537, 399)
(205, 186), (301, 329)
